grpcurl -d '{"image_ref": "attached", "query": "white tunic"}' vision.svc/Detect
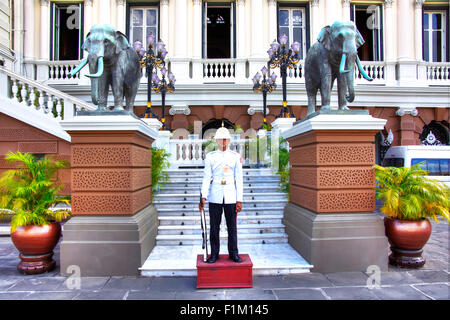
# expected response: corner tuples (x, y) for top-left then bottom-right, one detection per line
(201, 149), (244, 204)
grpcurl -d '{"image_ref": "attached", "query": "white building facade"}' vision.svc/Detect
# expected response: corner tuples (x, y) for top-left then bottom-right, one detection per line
(0, 0), (449, 163)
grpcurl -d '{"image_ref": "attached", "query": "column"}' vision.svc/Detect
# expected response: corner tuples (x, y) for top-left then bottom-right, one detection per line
(116, 0), (126, 33)
(310, 0), (320, 42)
(39, 0), (50, 60)
(342, 0), (350, 21)
(173, 0), (187, 58)
(99, 0), (111, 25)
(325, 0), (339, 26)
(281, 113), (389, 272)
(160, 0), (170, 44)
(24, 0), (35, 59)
(171, 0), (190, 83)
(235, 0), (247, 83)
(191, 0), (203, 83)
(414, 0), (424, 60)
(415, 0), (426, 81)
(267, 0), (277, 44)
(396, 107), (420, 145)
(84, 0), (93, 42)
(384, 0), (396, 85)
(251, 0), (264, 58)
(397, 0), (417, 85)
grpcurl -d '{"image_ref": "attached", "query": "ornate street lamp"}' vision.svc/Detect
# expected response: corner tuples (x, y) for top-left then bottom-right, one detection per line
(267, 34), (300, 118)
(133, 33), (168, 118)
(252, 66), (277, 127)
(151, 67), (176, 130)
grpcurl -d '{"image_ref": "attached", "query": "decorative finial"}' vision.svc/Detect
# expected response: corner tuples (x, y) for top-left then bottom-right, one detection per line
(221, 121), (224, 127)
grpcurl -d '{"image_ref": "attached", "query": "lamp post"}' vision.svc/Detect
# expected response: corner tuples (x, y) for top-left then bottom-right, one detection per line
(133, 34), (168, 118)
(151, 67), (176, 130)
(267, 34), (300, 118)
(252, 66), (277, 128)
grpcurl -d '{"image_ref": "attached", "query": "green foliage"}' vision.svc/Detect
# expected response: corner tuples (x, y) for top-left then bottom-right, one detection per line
(0, 152), (71, 233)
(151, 147), (170, 200)
(262, 122), (271, 131)
(202, 139), (218, 153)
(187, 124), (194, 134)
(374, 163), (450, 223)
(277, 137), (290, 198)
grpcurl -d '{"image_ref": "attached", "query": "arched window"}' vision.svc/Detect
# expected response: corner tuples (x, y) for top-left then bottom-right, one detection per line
(420, 120), (449, 146)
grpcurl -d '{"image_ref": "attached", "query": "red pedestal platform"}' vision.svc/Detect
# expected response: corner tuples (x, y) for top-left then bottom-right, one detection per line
(196, 254), (253, 289)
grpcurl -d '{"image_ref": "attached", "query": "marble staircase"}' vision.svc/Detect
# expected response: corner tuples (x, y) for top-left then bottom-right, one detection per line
(140, 167), (313, 276)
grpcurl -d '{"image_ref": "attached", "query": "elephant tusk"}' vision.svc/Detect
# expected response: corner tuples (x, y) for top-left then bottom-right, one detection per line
(70, 58), (88, 76)
(86, 56), (104, 78)
(356, 56), (373, 81)
(339, 53), (350, 73)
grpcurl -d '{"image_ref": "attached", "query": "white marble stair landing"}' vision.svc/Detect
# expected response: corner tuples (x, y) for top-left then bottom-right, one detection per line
(139, 243), (313, 277)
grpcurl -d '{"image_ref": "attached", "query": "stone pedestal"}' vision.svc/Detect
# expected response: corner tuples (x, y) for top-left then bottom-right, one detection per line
(60, 114), (159, 276)
(281, 111), (389, 272)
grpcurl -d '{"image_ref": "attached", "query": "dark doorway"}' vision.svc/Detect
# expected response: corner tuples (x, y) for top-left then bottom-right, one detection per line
(352, 5), (383, 61)
(207, 7), (231, 58)
(52, 3), (82, 60)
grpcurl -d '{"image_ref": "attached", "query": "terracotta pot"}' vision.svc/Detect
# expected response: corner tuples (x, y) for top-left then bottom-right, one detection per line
(11, 222), (61, 274)
(384, 217), (432, 250)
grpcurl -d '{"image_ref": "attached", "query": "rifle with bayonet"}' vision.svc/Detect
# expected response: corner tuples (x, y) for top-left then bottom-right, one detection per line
(199, 189), (209, 262)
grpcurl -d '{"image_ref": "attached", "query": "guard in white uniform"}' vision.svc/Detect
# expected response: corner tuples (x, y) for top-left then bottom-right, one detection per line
(199, 125), (244, 263)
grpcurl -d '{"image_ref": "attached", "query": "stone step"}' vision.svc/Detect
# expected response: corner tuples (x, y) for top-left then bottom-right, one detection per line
(165, 168), (275, 176)
(158, 215), (284, 226)
(156, 233), (288, 246)
(157, 186), (282, 194)
(158, 223), (285, 235)
(167, 176), (280, 183)
(139, 244), (313, 276)
(154, 192), (288, 202)
(162, 182), (281, 189)
(156, 206), (285, 215)
(154, 200), (287, 209)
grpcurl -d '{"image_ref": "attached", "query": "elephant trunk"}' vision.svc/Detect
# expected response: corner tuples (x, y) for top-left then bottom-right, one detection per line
(90, 78), (99, 105)
(345, 67), (355, 103)
(86, 55), (102, 105)
(86, 56), (104, 78)
(339, 53), (350, 74)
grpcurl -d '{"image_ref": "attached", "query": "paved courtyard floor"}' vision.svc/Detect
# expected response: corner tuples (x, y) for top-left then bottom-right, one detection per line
(0, 217), (448, 300)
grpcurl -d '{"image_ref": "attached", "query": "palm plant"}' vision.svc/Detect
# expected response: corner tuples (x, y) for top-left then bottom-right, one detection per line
(374, 163), (449, 223)
(151, 147), (170, 200)
(0, 151), (71, 233)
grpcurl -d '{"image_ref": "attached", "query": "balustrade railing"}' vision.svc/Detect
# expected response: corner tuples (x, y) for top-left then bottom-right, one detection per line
(202, 59), (236, 82)
(166, 137), (272, 168)
(425, 62), (450, 83)
(0, 67), (96, 121)
(355, 61), (386, 84)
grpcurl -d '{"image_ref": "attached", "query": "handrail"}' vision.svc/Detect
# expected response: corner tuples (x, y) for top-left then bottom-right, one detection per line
(0, 66), (96, 111)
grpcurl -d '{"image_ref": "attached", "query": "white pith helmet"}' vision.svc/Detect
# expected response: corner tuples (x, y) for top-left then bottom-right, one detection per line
(214, 122), (231, 140)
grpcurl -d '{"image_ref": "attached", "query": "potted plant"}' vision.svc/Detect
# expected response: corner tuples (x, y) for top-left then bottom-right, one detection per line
(374, 163), (449, 268)
(0, 152), (71, 275)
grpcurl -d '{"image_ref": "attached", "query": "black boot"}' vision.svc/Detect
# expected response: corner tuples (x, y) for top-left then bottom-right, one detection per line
(207, 255), (218, 263)
(229, 253), (242, 263)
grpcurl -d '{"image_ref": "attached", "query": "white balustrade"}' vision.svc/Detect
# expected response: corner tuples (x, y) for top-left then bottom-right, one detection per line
(165, 137), (273, 168)
(202, 59), (236, 82)
(355, 61), (386, 84)
(425, 62), (450, 83)
(0, 66), (96, 121)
